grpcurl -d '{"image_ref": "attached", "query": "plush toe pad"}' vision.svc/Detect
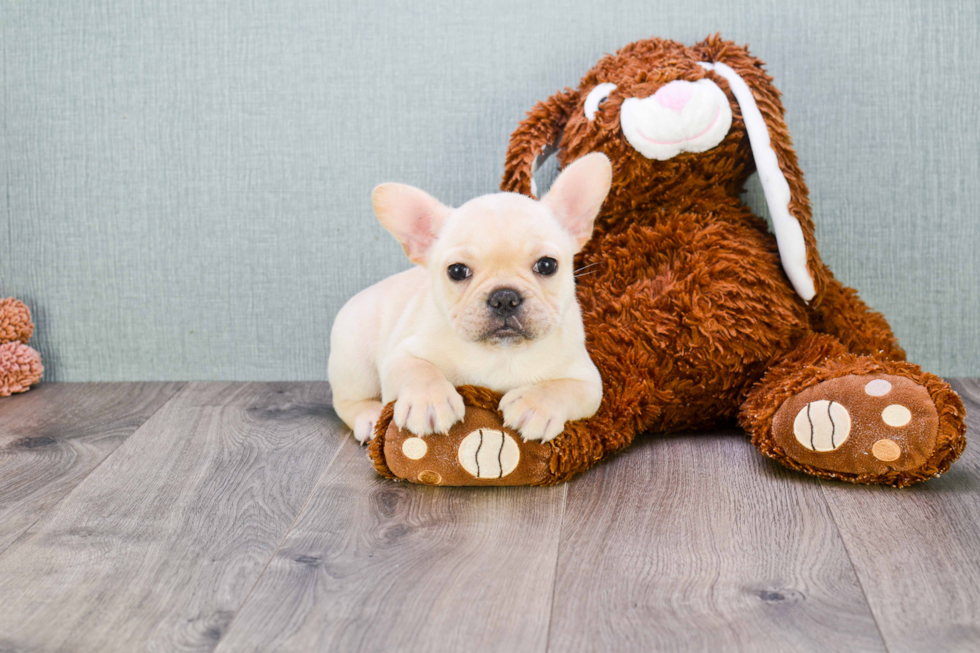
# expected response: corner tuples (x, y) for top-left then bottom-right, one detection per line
(792, 400), (851, 451)
(383, 407), (553, 486)
(772, 374), (940, 475)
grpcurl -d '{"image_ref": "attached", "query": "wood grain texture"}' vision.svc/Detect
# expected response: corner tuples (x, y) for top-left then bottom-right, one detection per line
(0, 382), (184, 555)
(819, 378), (980, 652)
(547, 431), (886, 653)
(1, 381), (977, 652)
(214, 438), (567, 653)
(0, 382), (343, 653)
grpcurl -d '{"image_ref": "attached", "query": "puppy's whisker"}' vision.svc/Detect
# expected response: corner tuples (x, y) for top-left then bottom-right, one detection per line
(574, 270), (599, 278)
(573, 262), (602, 274)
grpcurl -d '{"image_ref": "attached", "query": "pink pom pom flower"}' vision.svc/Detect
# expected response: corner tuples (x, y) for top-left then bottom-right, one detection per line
(0, 297), (34, 345)
(0, 342), (43, 396)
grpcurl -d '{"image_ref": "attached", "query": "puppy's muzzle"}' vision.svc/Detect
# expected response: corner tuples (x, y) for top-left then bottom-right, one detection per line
(487, 288), (523, 317)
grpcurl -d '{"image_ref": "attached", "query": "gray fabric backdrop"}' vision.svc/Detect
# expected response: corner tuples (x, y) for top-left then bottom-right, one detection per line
(2, 0), (977, 381)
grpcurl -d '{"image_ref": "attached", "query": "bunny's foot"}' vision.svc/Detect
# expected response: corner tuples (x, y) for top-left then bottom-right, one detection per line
(741, 334), (966, 487)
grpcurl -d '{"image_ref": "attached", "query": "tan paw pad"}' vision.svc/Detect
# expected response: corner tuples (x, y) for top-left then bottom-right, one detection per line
(418, 470), (442, 485)
(872, 439), (901, 462)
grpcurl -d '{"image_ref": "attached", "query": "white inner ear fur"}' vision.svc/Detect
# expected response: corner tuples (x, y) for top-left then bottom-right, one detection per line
(698, 61), (816, 302)
(372, 183), (452, 265)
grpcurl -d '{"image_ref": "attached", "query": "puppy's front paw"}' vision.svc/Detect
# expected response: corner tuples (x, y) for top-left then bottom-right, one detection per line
(394, 381), (466, 436)
(500, 385), (568, 442)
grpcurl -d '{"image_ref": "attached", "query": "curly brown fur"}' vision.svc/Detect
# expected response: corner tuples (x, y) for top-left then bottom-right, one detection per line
(503, 35), (829, 299)
(369, 35), (965, 486)
(807, 271), (907, 361)
(367, 401), (398, 480)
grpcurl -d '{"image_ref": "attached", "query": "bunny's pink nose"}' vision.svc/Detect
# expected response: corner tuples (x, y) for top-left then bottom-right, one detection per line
(653, 81), (693, 112)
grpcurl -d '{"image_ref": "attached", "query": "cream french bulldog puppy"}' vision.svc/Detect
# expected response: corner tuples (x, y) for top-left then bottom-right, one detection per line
(329, 153), (611, 444)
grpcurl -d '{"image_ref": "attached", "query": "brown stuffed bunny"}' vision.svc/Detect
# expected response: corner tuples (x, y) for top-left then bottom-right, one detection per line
(369, 35), (966, 487)
(0, 297), (43, 397)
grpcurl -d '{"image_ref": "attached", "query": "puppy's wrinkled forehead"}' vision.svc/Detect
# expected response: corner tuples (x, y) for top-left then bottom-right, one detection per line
(437, 193), (571, 259)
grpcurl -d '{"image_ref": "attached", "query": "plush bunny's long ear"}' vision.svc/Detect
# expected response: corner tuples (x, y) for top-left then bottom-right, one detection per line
(501, 88), (580, 198)
(695, 38), (824, 303)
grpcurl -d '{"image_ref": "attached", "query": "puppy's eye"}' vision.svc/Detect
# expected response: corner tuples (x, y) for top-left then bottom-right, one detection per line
(447, 263), (471, 281)
(533, 257), (558, 276)
(584, 83), (617, 120)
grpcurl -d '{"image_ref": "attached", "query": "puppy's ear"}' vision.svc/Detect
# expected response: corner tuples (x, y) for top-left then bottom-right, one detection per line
(541, 152), (612, 251)
(372, 183), (452, 265)
(501, 88), (580, 198)
(693, 35), (825, 303)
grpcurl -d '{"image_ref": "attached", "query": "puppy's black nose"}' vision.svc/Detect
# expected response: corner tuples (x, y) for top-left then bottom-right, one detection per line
(487, 288), (523, 316)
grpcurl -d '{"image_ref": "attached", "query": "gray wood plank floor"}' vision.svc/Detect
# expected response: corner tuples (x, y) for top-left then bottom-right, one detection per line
(0, 382), (184, 555)
(0, 380), (977, 652)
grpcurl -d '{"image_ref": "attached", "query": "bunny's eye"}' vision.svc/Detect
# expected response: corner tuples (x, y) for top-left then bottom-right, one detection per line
(585, 83), (617, 120)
